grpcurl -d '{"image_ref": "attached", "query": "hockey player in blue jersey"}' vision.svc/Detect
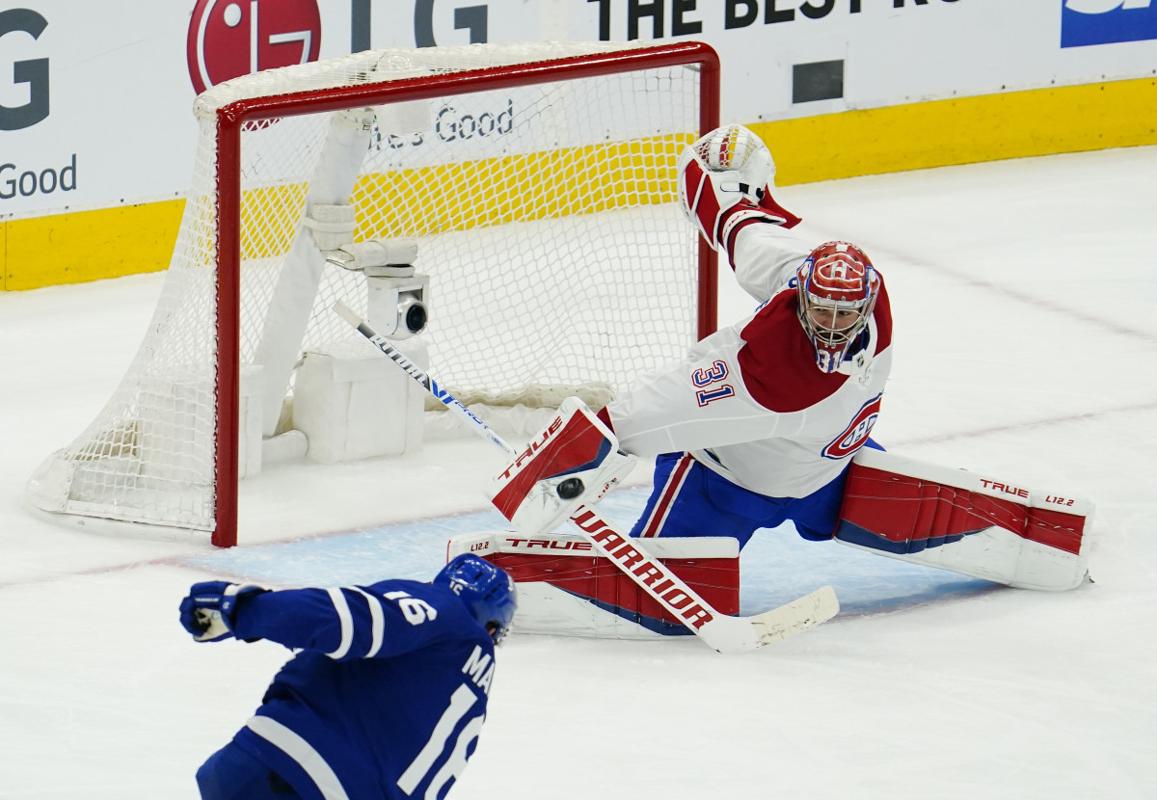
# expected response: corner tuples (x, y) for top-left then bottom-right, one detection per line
(179, 554), (517, 800)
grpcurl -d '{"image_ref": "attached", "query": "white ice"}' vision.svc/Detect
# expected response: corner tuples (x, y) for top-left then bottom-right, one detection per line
(2, 146), (1156, 799)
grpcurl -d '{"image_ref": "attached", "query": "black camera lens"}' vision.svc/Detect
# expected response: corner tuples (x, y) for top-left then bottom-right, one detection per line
(405, 302), (428, 334)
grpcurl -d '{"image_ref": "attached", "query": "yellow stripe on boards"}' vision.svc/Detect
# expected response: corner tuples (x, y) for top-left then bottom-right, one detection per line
(353, 135), (692, 240)
(239, 183), (308, 261)
(754, 77), (1157, 186)
(4, 77), (1155, 291)
(4, 200), (184, 291)
(222, 135), (694, 261)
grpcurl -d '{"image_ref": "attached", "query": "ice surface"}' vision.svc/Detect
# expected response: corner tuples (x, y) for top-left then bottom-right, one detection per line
(1, 147), (1155, 799)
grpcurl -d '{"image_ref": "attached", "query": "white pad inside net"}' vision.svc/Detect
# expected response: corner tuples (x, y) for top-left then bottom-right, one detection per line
(27, 42), (706, 533)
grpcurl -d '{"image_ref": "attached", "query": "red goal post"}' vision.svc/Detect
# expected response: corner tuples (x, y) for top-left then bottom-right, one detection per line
(28, 41), (721, 547)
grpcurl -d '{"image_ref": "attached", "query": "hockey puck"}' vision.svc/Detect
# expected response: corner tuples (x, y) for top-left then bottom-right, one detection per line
(556, 478), (584, 500)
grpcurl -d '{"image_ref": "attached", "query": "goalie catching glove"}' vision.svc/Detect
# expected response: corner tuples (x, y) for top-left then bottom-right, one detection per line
(677, 124), (800, 253)
(489, 396), (636, 536)
(178, 581), (266, 642)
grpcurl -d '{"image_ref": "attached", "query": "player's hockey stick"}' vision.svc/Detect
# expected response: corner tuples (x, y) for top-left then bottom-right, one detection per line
(333, 301), (838, 653)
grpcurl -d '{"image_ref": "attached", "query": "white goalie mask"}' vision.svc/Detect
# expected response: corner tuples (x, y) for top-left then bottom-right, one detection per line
(795, 241), (880, 374)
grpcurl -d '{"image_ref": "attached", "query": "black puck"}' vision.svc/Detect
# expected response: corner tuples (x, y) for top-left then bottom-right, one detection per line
(556, 477), (584, 500)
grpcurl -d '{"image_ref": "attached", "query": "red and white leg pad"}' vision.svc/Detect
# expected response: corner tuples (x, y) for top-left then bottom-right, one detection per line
(447, 531), (739, 639)
(488, 397), (635, 536)
(835, 449), (1094, 591)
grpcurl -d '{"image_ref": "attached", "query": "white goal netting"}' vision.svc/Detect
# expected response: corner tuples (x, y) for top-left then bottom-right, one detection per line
(27, 42), (711, 536)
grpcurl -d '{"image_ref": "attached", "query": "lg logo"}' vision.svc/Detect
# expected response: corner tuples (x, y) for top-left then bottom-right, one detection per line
(186, 0), (321, 94)
(350, 1), (491, 53)
(1065, 0), (1150, 10)
(414, 0), (490, 47)
(0, 8), (49, 131)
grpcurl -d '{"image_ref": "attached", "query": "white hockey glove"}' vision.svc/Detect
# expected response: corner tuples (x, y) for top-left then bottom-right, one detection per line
(677, 124), (787, 250)
(489, 396), (636, 537)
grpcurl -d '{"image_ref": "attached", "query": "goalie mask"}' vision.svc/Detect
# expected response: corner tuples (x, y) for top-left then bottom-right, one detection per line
(796, 241), (879, 374)
(434, 554), (518, 644)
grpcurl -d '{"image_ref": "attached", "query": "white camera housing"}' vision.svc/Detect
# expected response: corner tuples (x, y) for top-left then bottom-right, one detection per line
(366, 265), (429, 340)
(326, 239), (429, 340)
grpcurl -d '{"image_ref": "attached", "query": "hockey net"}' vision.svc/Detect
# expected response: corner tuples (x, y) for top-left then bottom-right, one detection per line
(27, 41), (719, 545)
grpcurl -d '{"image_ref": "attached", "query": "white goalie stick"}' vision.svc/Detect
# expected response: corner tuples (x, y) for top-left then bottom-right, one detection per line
(333, 301), (839, 653)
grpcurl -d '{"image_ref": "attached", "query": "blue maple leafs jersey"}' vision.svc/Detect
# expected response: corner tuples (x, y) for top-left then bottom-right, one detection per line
(226, 578), (496, 800)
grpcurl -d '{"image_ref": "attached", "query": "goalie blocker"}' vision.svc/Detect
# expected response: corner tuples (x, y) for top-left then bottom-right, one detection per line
(836, 449), (1093, 591)
(447, 532), (739, 639)
(489, 397), (636, 537)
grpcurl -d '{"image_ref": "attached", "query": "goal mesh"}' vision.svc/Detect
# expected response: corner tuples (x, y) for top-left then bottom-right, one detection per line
(27, 42), (717, 539)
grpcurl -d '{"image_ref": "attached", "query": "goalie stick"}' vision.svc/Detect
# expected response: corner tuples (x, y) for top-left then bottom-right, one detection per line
(333, 300), (839, 653)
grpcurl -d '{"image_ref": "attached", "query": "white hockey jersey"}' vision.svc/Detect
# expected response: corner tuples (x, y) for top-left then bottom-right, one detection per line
(604, 221), (893, 499)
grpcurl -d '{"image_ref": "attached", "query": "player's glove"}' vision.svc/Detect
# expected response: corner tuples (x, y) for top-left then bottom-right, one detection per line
(178, 581), (266, 642)
(677, 124), (797, 251)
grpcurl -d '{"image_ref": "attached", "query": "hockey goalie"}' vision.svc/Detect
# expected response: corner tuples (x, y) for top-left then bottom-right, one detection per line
(481, 124), (1093, 641)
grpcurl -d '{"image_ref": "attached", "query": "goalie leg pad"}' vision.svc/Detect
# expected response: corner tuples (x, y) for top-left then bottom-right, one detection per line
(835, 449), (1093, 591)
(489, 397), (636, 536)
(447, 531), (739, 639)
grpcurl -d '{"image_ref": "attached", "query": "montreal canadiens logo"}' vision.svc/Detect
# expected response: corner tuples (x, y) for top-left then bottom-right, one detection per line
(187, 0), (322, 95)
(822, 394), (882, 460)
(815, 259), (864, 292)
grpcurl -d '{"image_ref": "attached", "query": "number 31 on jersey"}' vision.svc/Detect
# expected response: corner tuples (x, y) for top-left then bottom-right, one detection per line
(692, 359), (735, 407)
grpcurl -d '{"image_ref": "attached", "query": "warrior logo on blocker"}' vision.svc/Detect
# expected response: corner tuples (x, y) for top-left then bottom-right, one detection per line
(186, 0), (321, 94)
